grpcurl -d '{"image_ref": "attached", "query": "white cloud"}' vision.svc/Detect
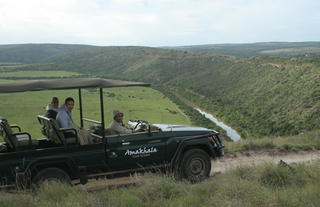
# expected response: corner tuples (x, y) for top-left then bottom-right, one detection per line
(0, 0), (319, 46)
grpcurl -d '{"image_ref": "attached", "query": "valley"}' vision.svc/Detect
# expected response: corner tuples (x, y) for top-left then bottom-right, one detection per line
(0, 43), (320, 206)
(1, 42), (320, 139)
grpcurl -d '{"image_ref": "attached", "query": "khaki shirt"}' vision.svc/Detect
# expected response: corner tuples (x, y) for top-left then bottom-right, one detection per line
(109, 120), (132, 134)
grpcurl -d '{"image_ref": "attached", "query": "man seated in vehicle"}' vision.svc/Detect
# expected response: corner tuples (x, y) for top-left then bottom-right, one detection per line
(56, 97), (77, 130)
(108, 110), (133, 134)
(56, 97), (92, 145)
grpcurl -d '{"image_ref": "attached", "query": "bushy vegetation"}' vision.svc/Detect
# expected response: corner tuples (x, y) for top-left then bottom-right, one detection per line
(1, 161), (319, 207)
(156, 86), (230, 140)
(225, 130), (320, 153)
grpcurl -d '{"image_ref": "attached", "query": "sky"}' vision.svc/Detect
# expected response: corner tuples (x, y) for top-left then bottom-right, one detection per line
(0, 0), (319, 46)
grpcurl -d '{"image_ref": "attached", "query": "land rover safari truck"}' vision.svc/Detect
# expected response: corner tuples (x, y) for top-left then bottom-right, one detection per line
(0, 78), (224, 189)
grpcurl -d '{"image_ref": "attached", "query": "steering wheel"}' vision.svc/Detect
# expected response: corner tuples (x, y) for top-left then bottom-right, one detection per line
(133, 120), (143, 131)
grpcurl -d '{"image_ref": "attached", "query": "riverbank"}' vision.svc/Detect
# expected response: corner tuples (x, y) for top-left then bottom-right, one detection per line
(196, 108), (241, 142)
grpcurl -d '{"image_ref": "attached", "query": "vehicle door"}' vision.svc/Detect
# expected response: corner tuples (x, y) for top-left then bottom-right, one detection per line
(106, 131), (166, 170)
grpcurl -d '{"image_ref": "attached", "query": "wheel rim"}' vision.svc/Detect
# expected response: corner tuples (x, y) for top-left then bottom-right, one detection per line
(189, 158), (205, 175)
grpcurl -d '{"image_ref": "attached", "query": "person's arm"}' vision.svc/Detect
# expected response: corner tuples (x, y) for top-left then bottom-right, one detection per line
(111, 121), (132, 134)
(119, 126), (132, 134)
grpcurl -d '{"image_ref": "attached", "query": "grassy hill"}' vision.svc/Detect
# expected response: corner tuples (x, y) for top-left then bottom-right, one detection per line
(44, 46), (320, 138)
(1, 43), (320, 138)
(167, 42), (320, 57)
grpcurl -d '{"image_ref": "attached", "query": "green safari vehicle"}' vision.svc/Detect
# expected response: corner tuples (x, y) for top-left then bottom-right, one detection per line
(0, 78), (224, 189)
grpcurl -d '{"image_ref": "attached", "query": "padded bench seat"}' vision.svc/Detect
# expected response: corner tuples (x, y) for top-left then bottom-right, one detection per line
(0, 117), (38, 151)
(37, 115), (79, 146)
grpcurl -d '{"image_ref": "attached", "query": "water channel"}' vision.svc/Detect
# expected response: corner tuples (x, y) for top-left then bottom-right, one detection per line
(195, 108), (241, 142)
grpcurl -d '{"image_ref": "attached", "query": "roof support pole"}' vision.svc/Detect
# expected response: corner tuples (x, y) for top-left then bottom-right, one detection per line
(99, 88), (105, 138)
(78, 88), (84, 128)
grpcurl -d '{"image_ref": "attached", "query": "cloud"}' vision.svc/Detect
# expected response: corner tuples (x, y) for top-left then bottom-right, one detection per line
(0, 0), (319, 46)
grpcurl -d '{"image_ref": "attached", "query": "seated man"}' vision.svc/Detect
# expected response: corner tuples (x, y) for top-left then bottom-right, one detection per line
(108, 110), (132, 134)
(56, 97), (92, 145)
(56, 97), (77, 130)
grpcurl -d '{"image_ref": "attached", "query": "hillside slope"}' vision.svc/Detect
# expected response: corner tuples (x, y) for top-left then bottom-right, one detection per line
(167, 42), (320, 57)
(1, 44), (319, 138)
(0, 44), (93, 63)
(47, 46), (320, 138)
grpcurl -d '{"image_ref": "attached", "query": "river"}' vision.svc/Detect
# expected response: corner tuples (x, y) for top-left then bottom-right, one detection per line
(195, 108), (241, 142)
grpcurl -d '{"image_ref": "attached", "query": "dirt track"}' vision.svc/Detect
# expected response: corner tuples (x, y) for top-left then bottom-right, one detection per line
(211, 150), (320, 174)
(80, 150), (320, 191)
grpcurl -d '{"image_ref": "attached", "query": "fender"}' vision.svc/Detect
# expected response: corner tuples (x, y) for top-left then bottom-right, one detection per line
(170, 134), (216, 171)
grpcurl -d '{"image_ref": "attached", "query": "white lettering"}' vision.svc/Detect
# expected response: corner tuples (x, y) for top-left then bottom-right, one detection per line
(125, 147), (158, 156)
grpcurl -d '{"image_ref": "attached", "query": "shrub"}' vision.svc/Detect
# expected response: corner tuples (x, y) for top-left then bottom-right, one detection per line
(242, 140), (276, 151)
(259, 164), (295, 188)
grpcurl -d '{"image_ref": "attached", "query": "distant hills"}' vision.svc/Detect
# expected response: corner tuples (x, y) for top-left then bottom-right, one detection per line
(0, 44), (93, 63)
(1, 42), (320, 64)
(166, 42), (320, 57)
(1, 42), (320, 138)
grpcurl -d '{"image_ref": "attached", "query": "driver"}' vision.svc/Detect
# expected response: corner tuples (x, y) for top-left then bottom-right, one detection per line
(109, 110), (132, 134)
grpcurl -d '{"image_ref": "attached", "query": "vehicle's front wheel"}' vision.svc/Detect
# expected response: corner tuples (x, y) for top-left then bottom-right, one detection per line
(178, 149), (211, 183)
(32, 167), (71, 188)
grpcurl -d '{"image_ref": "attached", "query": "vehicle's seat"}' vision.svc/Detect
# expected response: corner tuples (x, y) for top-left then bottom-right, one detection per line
(38, 115), (50, 137)
(37, 115), (78, 145)
(0, 117), (38, 150)
(49, 119), (78, 144)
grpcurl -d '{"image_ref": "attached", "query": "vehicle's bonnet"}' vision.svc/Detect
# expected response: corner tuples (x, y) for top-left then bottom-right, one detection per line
(153, 124), (218, 133)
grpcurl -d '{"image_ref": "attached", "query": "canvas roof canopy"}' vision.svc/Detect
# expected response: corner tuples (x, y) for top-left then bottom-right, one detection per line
(0, 78), (150, 93)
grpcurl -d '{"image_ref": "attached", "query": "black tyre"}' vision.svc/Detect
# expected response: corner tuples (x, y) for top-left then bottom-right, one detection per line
(32, 167), (71, 187)
(178, 149), (211, 183)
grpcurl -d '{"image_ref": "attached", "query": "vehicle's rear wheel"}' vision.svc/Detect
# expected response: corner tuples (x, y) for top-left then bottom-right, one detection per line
(178, 149), (211, 183)
(32, 167), (71, 188)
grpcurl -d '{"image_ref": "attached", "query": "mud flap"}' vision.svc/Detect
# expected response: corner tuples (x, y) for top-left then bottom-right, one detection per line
(79, 166), (88, 185)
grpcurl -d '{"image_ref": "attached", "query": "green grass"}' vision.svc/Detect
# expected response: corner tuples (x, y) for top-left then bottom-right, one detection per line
(0, 63), (30, 70)
(0, 63), (54, 72)
(0, 62), (22, 66)
(225, 130), (320, 153)
(0, 79), (13, 82)
(0, 161), (319, 207)
(0, 86), (190, 138)
(0, 70), (80, 77)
